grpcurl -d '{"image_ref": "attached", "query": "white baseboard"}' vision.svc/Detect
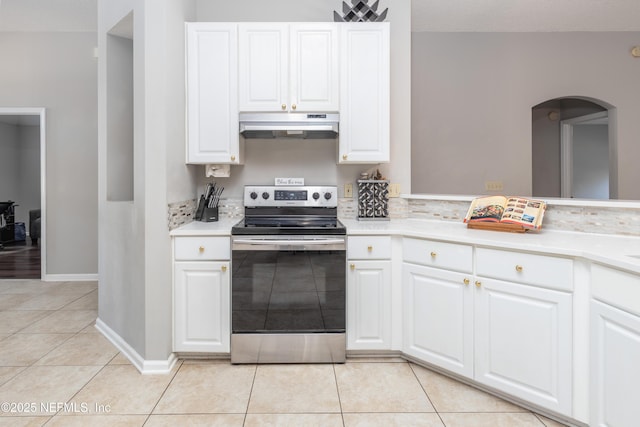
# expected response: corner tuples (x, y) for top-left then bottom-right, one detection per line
(43, 273), (99, 282)
(95, 317), (177, 375)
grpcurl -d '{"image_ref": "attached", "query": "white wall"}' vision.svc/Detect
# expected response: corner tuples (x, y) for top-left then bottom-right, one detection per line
(411, 31), (640, 200)
(98, 0), (197, 363)
(573, 124), (609, 199)
(194, 0), (412, 197)
(0, 32), (97, 273)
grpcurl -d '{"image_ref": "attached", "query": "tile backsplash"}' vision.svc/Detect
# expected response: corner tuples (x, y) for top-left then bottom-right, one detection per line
(170, 196), (640, 236)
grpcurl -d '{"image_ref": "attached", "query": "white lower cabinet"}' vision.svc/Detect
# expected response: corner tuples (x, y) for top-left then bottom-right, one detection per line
(474, 277), (573, 415)
(347, 260), (391, 350)
(590, 301), (640, 427)
(403, 263), (473, 377)
(347, 236), (392, 350)
(403, 241), (574, 417)
(173, 237), (230, 353)
(174, 262), (230, 353)
(590, 264), (640, 427)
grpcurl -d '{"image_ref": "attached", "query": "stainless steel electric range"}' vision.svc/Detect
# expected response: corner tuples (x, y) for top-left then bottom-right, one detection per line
(231, 185), (346, 364)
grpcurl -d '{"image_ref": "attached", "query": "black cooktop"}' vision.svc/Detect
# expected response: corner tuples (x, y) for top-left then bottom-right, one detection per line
(231, 217), (346, 235)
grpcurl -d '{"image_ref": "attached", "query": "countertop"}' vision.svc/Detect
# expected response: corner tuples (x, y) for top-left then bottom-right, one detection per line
(170, 217), (640, 274)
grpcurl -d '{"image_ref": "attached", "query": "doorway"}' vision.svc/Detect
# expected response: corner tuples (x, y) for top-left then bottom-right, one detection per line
(560, 111), (610, 199)
(0, 107), (46, 279)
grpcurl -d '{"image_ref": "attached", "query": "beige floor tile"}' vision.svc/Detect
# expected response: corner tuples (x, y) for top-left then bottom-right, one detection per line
(61, 290), (98, 310)
(44, 281), (97, 296)
(0, 366), (26, 386)
(244, 413), (344, 427)
(0, 365), (101, 416)
(0, 310), (51, 334)
(35, 333), (119, 366)
(346, 357), (407, 363)
(154, 363), (255, 414)
(343, 413), (445, 427)
(411, 364), (527, 412)
(0, 334), (9, 342)
(108, 353), (133, 365)
(146, 414), (246, 426)
(535, 413), (570, 426)
(21, 310), (97, 333)
(69, 365), (175, 415)
(13, 293), (83, 311)
(0, 333), (73, 366)
(248, 364), (341, 414)
(0, 281), (51, 295)
(335, 362), (435, 413)
(0, 417), (50, 426)
(45, 415), (147, 426)
(439, 412), (545, 427)
(0, 293), (34, 310)
(78, 324), (99, 334)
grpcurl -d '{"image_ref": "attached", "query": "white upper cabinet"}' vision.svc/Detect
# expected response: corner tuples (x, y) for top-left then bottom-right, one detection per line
(185, 23), (241, 164)
(238, 23), (339, 112)
(339, 22), (390, 163)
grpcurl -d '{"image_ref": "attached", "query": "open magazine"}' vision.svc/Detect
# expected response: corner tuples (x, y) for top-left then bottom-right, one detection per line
(463, 196), (546, 230)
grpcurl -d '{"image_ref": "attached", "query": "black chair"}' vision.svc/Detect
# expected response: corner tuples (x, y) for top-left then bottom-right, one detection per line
(29, 209), (41, 246)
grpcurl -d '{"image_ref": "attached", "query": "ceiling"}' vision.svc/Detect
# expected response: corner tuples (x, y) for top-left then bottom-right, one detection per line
(0, 0), (638, 33)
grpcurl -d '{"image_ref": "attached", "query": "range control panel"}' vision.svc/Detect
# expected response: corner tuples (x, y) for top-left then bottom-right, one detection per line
(243, 186), (337, 208)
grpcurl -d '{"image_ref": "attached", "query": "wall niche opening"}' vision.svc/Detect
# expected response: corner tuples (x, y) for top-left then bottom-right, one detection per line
(106, 12), (134, 202)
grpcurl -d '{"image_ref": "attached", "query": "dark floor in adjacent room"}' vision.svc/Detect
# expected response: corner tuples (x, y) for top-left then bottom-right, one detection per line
(0, 242), (40, 279)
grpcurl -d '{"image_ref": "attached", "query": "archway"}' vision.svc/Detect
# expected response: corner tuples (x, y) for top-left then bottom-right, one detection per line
(532, 97), (617, 199)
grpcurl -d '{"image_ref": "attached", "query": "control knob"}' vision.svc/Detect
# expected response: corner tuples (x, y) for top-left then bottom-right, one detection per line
(262, 192), (270, 200)
(312, 192), (320, 200)
(250, 192), (258, 200)
(324, 192), (332, 200)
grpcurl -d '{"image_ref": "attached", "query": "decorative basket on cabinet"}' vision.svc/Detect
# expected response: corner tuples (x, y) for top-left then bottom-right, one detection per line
(357, 180), (389, 220)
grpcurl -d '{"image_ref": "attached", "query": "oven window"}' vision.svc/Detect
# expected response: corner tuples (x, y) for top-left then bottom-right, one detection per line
(232, 250), (346, 333)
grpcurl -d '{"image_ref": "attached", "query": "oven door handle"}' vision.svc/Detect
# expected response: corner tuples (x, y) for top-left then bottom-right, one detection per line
(232, 238), (346, 251)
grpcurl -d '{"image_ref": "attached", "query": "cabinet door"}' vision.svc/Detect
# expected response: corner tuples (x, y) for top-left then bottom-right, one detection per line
(474, 277), (572, 415)
(403, 263), (473, 377)
(339, 22), (390, 163)
(347, 260), (391, 350)
(289, 23), (339, 112)
(591, 300), (640, 427)
(185, 23), (240, 164)
(174, 261), (230, 353)
(238, 23), (288, 112)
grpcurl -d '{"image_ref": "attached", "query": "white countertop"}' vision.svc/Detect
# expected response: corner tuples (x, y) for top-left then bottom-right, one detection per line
(170, 217), (640, 274)
(342, 218), (640, 274)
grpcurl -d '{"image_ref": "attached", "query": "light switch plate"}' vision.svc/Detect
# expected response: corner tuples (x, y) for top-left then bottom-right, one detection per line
(344, 183), (353, 198)
(389, 183), (401, 198)
(484, 181), (504, 191)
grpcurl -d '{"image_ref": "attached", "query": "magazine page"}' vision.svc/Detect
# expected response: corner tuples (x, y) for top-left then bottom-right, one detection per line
(463, 196), (508, 223)
(500, 197), (546, 229)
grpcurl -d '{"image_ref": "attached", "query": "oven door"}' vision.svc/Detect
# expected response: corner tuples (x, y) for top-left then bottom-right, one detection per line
(231, 235), (346, 363)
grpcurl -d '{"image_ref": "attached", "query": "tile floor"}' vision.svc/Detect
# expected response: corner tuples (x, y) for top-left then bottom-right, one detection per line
(0, 279), (569, 426)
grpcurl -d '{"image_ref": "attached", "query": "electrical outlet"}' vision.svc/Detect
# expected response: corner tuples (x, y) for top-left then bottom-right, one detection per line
(344, 183), (353, 198)
(484, 181), (504, 191)
(389, 183), (401, 198)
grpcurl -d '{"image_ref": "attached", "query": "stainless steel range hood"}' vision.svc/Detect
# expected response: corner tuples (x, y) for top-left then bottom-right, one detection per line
(239, 112), (339, 139)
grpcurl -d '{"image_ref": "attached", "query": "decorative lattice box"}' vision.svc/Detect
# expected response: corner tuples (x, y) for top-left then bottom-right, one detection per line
(357, 180), (389, 220)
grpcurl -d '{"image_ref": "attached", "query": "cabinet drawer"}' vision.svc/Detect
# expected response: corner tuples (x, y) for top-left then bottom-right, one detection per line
(348, 236), (391, 259)
(476, 248), (573, 291)
(174, 236), (230, 261)
(403, 238), (472, 273)
(592, 264), (640, 317)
